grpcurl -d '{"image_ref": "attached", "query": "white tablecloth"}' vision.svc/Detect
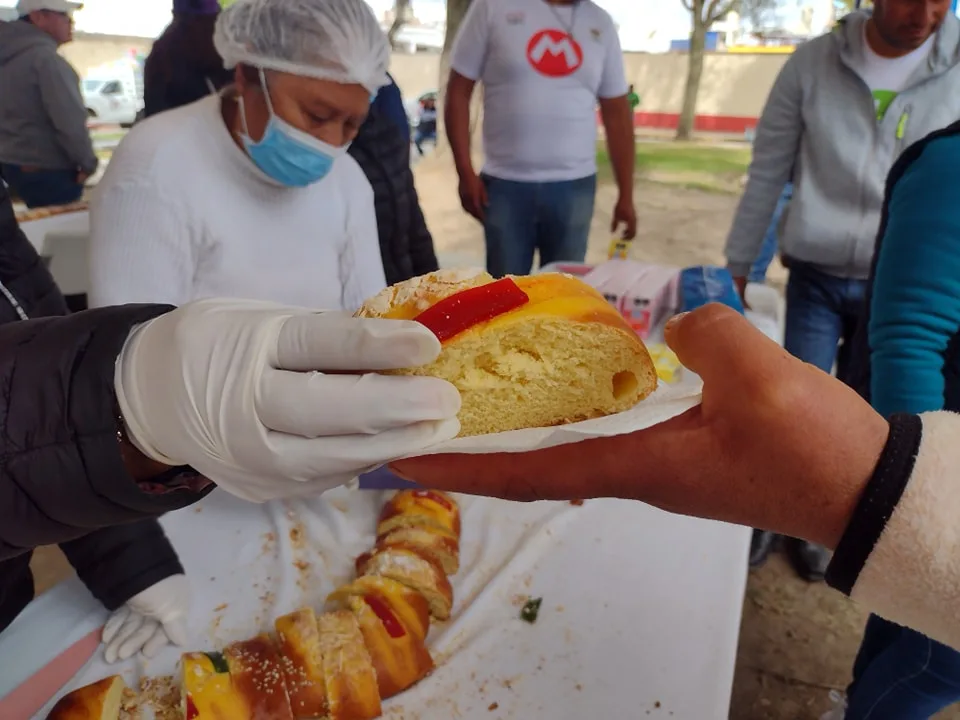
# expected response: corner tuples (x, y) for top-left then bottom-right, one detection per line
(3, 284), (783, 719)
(16, 487), (749, 719)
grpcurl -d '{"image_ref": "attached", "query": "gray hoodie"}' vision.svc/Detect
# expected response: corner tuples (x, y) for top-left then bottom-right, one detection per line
(725, 11), (960, 280)
(0, 21), (98, 175)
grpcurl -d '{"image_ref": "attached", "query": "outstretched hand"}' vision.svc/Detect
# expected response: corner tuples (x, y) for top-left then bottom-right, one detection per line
(392, 304), (889, 549)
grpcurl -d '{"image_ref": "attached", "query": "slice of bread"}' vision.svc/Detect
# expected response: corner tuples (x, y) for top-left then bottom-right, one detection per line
(377, 490), (461, 538)
(181, 652), (249, 719)
(327, 575), (431, 642)
(356, 547), (453, 621)
(224, 635), (294, 719)
(47, 676), (126, 720)
(344, 593), (434, 700)
(375, 525), (460, 575)
(317, 610), (382, 720)
(275, 608), (329, 719)
(357, 270), (658, 436)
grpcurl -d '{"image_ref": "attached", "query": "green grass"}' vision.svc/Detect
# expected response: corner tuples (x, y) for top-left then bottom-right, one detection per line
(598, 141), (752, 192)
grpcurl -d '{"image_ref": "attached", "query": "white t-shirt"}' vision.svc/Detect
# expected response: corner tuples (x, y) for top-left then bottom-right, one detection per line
(451, 0), (628, 182)
(88, 95), (386, 311)
(856, 29), (933, 120)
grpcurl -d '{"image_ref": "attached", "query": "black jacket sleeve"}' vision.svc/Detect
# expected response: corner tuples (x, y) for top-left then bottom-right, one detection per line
(0, 182), (69, 322)
(407, 176), (440, 278)
(59, 519), (184, 610)
(0, 306), (213, 561)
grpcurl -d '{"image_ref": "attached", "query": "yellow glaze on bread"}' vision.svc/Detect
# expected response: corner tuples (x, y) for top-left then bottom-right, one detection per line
(182, 652), (249, 719)
(47, 675), (126, 720)
(357, 270), (658, 436)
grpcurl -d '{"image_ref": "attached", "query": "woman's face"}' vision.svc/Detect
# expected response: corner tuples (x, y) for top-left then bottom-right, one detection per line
(235, 67), (370, 148)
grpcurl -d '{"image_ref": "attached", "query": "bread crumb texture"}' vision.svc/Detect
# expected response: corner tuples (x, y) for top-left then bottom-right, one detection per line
(357, 270), (658, 436)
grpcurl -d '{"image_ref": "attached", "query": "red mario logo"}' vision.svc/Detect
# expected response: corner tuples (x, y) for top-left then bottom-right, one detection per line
(526, 29), (583, 77)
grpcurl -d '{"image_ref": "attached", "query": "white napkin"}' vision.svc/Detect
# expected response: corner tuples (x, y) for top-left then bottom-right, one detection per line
(398, 380), (703, 457)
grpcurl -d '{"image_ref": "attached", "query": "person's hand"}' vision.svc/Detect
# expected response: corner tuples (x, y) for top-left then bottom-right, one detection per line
(611, 194), (637, 240)
(458, 171), (488, 222)
(102, 575), (189, 663)
(733, 275), (748, 302)
(76, 170), (89, 186)
(116, 299), (461, 502)
(393, 304), (890, 550)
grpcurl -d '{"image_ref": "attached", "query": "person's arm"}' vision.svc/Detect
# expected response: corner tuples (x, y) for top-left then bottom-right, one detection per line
(407, 184), (440, 277)
(58, 519), (183, 612)
(826, 411), (960, 651)
(0, 180), (68, 318)
(0, 305), (213, 561)
(88, 182), (197, 308)
(597, 23), (634, 205)
(340, 159), (387, 311)
(36, 55), (99, 177)
(445, 0), (491, 179)
(725, 52), (805, 279)
(868, 138), (960, 416)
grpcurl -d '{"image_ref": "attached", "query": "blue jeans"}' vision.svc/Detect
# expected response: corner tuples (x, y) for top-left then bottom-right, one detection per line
(749, 182), (793, 283)
(846, 616), (960, 718)
(784, 261), (867, 375)
(482, 173), (596, 277)
(0, 164), (83, 209)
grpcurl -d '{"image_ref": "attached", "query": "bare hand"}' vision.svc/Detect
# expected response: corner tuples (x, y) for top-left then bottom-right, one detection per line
(393, 304), (889, 550)
(611, 194), (637, 240)
(732, 275), (752, 310)
(458, 172), (488, 223)
(77, 171), (90, 186)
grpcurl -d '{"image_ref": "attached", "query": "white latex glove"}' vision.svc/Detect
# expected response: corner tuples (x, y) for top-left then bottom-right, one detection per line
(115, 299), (461, 502)
(101, 574), (190, 663)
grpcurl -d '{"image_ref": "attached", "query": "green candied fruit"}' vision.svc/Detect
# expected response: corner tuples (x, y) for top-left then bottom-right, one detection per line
(204, 651), (229, 674)
(520, 597), (543, 624)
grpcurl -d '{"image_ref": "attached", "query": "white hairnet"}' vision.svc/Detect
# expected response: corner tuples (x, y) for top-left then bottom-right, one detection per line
(214, 0), (391, 94)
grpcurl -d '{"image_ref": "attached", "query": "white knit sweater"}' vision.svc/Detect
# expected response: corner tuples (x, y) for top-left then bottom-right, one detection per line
(88, 95), (386, 311)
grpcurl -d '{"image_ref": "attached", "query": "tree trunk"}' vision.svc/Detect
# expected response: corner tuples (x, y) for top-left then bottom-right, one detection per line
(676, 20), (707, 141)
(387, 0), (410, 46)
(434, 0), (480, 159)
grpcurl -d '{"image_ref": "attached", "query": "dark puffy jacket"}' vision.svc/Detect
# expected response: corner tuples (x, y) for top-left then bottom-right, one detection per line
(347, 108), (439, 285)
(0, 182), (204, 631)
(143, 15), (233, 119)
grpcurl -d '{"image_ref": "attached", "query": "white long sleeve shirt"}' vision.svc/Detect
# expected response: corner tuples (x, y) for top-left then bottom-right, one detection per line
(88, 94), (386, 311)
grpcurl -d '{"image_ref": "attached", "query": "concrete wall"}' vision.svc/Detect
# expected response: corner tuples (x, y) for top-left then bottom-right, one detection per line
(64, 34), (789, 130)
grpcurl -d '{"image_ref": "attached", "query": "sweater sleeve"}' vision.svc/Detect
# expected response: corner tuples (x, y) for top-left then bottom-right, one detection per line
(868, 138), (960, 417)
(36, 54), (98, 176)
(827, 412), (960, 651)
(88, 181), (197, 308)
(0, 305), (212, 560)
(59, 519), (183, 611)
(724, 53), (804, 277)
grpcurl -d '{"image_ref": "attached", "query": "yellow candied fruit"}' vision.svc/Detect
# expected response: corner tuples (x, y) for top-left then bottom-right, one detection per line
(648, 343), (682, 384)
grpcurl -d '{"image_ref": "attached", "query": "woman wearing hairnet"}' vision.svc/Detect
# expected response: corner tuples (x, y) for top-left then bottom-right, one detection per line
(81, 0), (460, 667)
(88, 0), (391, 311)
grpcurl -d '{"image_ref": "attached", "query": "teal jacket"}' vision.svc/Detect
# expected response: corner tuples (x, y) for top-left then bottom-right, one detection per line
(847, 121), (960, 416)
(725, 11), (960, 281)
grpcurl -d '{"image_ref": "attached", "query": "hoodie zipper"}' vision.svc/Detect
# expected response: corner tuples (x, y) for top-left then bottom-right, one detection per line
(0, 279), (28, 321)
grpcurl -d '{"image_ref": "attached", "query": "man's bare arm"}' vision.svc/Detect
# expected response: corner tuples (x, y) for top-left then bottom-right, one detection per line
(599, 95), (636, 200)
(445, 71), (478, 178)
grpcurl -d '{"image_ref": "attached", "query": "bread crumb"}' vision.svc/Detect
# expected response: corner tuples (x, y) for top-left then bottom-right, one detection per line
(570, 499), (585, 506)
(488, 702), (499, 711)
(213, 603), (228, 612)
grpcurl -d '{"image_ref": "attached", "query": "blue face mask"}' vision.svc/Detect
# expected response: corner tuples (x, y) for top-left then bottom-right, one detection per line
(239, 69), (348, 188)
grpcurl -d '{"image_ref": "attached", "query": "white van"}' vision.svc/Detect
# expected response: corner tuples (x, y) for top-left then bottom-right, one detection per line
(81, 61), (144, 127)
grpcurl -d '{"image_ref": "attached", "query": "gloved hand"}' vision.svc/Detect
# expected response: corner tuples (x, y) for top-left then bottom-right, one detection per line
(116, 299), (461, 501)
(102, 574), (190, 663)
